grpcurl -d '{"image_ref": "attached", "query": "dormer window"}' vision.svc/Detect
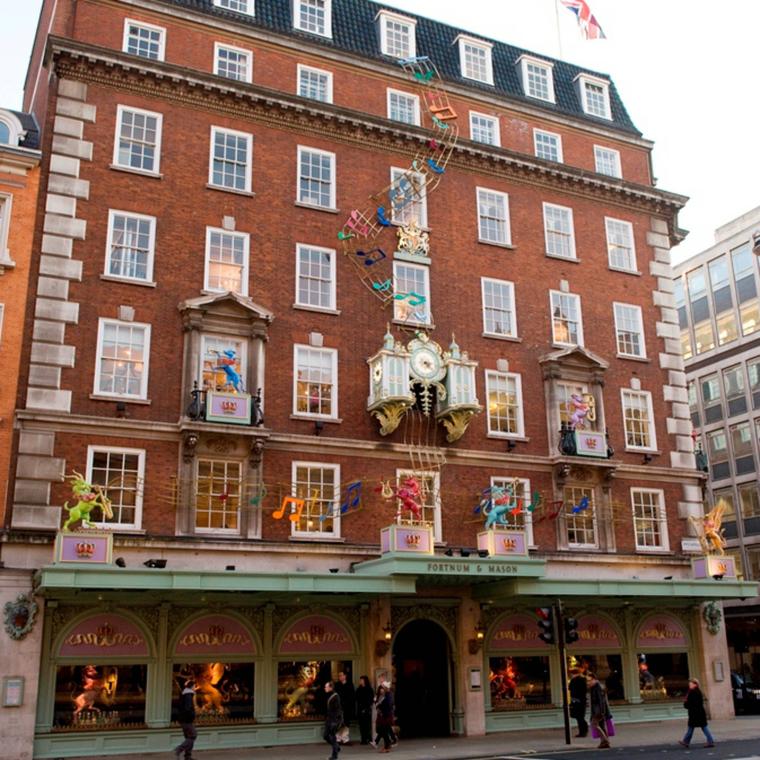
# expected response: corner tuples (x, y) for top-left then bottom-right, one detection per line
(456, 35), (493, 85)
(0, 110), (26, 147)
(517, 55), (554, 102)
(377, 10), (416, 59)
(293, 0), (331, 38)
(576, 74), (612, 119)
(213, 0), (254, 14)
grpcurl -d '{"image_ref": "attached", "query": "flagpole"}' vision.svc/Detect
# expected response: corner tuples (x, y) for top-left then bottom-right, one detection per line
(554, 0), (564, 59)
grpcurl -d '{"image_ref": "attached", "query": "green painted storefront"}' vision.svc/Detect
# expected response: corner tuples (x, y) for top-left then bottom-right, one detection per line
(31, 556), (756, 758)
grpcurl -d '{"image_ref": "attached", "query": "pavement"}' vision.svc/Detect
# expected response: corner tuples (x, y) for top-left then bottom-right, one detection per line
(88, 716), (760, 760)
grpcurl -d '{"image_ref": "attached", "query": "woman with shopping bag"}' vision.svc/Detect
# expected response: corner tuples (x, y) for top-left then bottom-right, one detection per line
(588, 673), (614, 749)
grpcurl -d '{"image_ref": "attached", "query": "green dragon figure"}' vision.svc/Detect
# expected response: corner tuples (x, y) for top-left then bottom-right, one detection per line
(62, 471), (114, 531)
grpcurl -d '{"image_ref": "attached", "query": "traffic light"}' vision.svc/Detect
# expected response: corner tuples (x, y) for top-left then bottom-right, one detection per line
(564, 616), (579, 644)
(536, 606), (555, 645)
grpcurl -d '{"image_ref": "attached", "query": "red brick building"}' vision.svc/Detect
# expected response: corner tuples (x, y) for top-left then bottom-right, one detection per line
(1, 0), (753, 757)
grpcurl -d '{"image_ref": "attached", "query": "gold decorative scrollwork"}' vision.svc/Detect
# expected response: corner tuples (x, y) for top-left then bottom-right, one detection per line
(371, 401), (414, 436)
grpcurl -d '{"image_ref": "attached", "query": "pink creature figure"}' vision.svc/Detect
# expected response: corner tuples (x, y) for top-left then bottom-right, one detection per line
(393, 477), (423, 519)
(569, 394), (591, 429)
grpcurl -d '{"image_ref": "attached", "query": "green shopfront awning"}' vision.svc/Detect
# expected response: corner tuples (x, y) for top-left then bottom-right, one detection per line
(33, 564), (417, 599)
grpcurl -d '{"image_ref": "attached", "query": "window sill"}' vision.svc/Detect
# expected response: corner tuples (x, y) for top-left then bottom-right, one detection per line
(89, 394), (151, 405)
(104, 527), (146, 534)
(289, 535), (346, 543)
(487, 433), (530, 442)
(482, 332), (522, 342)
(608, 266), (642, 277)
(635, 547), (671, 554)
(206, 183), (255, 197)
(391, 221), (431, 233)
(625, 447), (662, 455)
(100, 274), (157, 288)
(293, 303), (341, 316)
(200, 288), (248, 298)
(552, 342), (584, 350)
(478, 239), (515, 250)
(109, 164), (163, 180)
(392, 318), (434, 330)
(295, 201), (339, 214)
(545, 253), (580, 264)
(290, 414), (342, 424)
(616, 353), (650, 363)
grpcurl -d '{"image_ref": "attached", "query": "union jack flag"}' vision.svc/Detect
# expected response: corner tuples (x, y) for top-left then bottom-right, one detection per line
(560, 0), (606, 40)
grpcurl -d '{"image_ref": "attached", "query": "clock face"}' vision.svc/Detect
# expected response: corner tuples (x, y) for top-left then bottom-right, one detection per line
(372, 361), (384, 385)
(411, 346), (443, 381)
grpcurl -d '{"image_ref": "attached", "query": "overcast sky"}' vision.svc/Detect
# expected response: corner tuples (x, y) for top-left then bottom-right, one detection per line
(1, 0), (758, 263)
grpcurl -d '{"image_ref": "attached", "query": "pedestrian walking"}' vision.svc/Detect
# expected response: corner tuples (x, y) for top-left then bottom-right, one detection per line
(323, 681), (343, 760)
(569, 668), (588, 738)
(588, 672), (612, 749)
(334, 671), (355, 744)
(355, 675), (375, 745)
(374, 685), (395, 753)
(173, 679), (197, 760)
(679, 678), (715, 748)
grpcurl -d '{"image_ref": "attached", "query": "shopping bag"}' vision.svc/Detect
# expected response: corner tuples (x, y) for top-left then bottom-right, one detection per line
(336, 725), (350, 744)
(590, 718), (615, 739)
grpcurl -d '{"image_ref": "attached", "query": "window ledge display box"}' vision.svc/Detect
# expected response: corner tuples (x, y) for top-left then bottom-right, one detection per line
(692, 555), (737, 579)
(381, 524), (434, 554)
(477, 528), (528, 557)
(206, 390), (252, 424)
(54, 531), (113, 564)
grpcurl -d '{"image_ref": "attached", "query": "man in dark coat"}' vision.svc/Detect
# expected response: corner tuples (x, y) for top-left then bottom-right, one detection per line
(174, 679), (197, 759)
(569, 668), (588, 738)
(334, 671), (355, 744)
(588, 673), (612, 749)
(323, 681), (343, 760)
(679, 678), (715, 747)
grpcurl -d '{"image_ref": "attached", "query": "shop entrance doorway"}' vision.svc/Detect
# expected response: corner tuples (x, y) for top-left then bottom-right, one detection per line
(392, 619), (452, 738)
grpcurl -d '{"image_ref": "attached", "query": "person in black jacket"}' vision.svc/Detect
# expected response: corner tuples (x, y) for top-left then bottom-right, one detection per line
(679, 678), (715, 748)
(323, 681), (343, 760)
(588, 673), (612, 749)
(355, 675), (374, 745)
(334, 671), (355, 744)
(569, 668), (588, 738)
(374, 685), (395, 753)
(174, 679), (197, 759)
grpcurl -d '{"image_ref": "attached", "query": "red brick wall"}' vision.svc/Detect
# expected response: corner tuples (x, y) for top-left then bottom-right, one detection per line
(63, 0), (652, 184)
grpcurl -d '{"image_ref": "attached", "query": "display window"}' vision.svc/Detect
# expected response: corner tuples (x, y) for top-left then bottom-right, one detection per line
(567, 654), (625, 702)
(171, 663), (254, 723)
(488, 656), (551, 710)
(53, 664), (147, 730)
(52, 613), (151, 731)
(635, 614), (690, 700)
(487, 613), (552, 711)
(170, 614), (258, 724)
(277, 660), (353, 720)
(275, 614), (355, 721)
(566, 615), (625, 701)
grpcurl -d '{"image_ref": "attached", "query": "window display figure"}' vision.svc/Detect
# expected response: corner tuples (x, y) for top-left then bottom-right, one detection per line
(72, 665), (118, 723)
(569, 668), (588, 738)
(174, 679), (197, 760)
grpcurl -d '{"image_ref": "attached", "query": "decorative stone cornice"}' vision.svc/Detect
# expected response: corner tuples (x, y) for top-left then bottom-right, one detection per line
(46, 38), (687, 234)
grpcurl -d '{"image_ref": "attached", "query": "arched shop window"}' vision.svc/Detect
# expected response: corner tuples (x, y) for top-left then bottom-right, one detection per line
(635, 613), (690, 701)
(566, 614), (625, 702)
(171, 614), (258, 725)
(276, 614), (355, 721)
(53, 613), (151, 730)
(487, 613), (552, 711)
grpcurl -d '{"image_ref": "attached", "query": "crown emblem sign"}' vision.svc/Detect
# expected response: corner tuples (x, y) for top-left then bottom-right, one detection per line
(75, 542), (96, 558)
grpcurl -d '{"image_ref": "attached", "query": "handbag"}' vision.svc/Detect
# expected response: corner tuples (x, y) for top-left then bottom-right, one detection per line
(590, 717), (615, 738)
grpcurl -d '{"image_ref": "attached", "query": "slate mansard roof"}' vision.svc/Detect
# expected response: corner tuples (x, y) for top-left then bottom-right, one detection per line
(10, 110), (41, 150)
(160, 0), (640, 136)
